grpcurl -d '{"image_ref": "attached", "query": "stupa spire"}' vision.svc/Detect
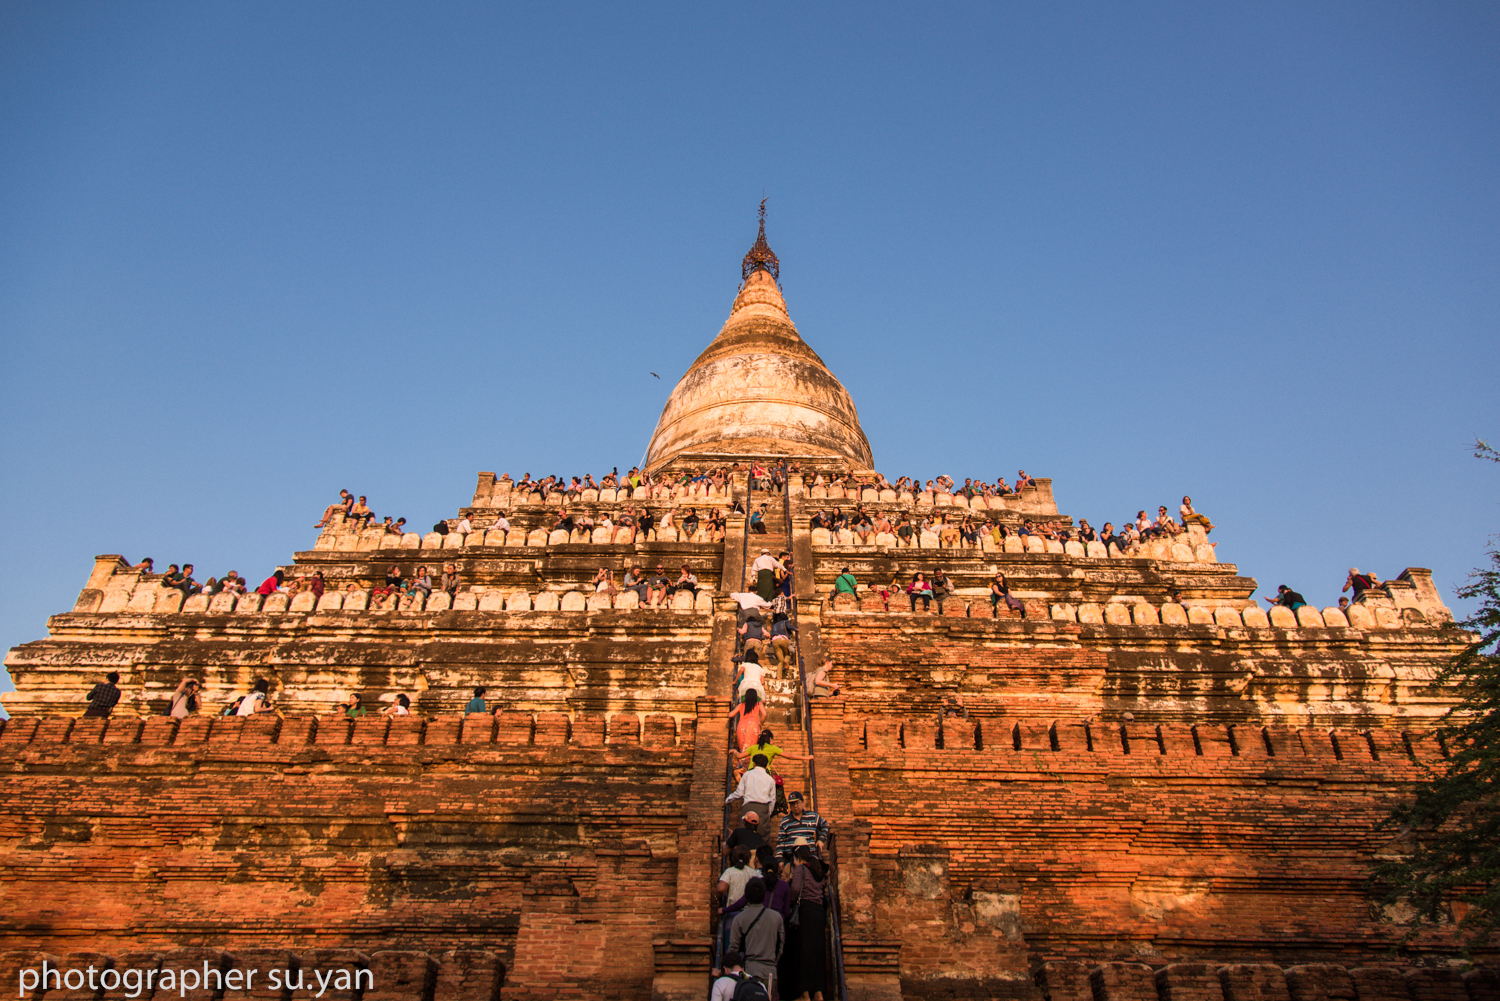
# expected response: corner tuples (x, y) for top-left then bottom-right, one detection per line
(741, 198), (780, 281)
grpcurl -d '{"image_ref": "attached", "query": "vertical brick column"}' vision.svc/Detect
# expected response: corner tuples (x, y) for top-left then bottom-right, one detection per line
(500, 874), (597, 1001)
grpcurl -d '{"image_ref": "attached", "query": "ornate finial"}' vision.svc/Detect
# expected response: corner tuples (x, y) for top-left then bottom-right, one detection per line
(741, 198), (780, 281)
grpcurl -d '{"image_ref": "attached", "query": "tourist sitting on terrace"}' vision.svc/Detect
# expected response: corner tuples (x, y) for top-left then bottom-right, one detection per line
(960, 517), (979, 548)
(776, 791), (831, 863)
(167, 564), (203, 597)
(382, 693), (412, 716)
(592, 567), (617, 597)
(455, 515), (471, 535)
(908, 572), (933, 612)
(372, 566), (402, 606)
(830, 567), (859, 610)
(854, 514), (874, 544)
(316, 490), (353, 528)
(1179, 496), (1213, 533)
(1343, 568), (1379, 601)
(465, 687), (487, 714)
(726, 754), (776, 835)
(168, 678), (200, 718)
(991, 573), (1025, 619)
(623, 566), (649, 603)
(350, 496), (374, 528)
(648, 564), (671, 605)
(391, 517), (408, 535)
(1156, 506), (1183, 538)
(931, 569), (956, 613)
(895, 515), (914, 548)
(408, 566), (433, 599)
(638, 507), (655, 540)
(1099, 522), (1119, 551)
(728, 689), (767, 752)
(553, 509), (574, 534)
(491, 513), (511, 538)
(749, 505), (767, 534)
(237, 678), (274, 716)
(257, 570), (285, 595)
(708, 509), (726, 541)
(133, 557), (155, 573)
(682, 508), (701, 538)
(1078, 520), (1096, 543)
(442, 564), (460, 597)
(806, 659), (843, 698)
(344, 693), (367, 718)
(673, 565), (699, 598)
(942, 515), (962, 548)
(1265, 585), (1308, 611)
(1338, 596), (1351, 612)
(84, 672), (122, 718)
(1015, 469), (1034, 491)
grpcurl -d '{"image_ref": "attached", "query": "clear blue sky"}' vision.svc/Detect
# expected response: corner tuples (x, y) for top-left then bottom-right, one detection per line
(3, 3), (1497, 697)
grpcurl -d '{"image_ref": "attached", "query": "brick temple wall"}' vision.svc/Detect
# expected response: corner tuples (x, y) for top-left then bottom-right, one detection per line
(846, 712), (1470, 974)
(0, 711), (696, 1001)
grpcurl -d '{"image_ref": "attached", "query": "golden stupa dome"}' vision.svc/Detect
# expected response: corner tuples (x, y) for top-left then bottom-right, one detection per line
(644, 205), (874, 472)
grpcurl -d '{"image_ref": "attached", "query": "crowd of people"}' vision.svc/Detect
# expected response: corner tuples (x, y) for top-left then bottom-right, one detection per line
(806, 495), (1213, 553)
(713, 559), (841, 1000)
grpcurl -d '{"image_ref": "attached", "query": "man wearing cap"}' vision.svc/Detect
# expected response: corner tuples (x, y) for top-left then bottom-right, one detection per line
(776, 791), (832, 863)
(723, 810), (765, 862)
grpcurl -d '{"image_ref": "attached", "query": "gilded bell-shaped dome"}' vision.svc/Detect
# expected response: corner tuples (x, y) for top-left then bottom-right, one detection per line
(644, 208), (874, 472)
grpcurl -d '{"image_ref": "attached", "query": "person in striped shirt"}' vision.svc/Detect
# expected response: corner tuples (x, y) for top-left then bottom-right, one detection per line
(775, 791), (831, 863)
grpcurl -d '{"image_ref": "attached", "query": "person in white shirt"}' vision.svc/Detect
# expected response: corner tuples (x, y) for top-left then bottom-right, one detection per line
(236, 678), (273, 716)
(725, 754), (776, 835)
(455, 516), (472, 535)
(749, 549), (786, 574)
(491, 515), (510, 539)
(709, 951), (747, 1001)
(736, 655), (766, 703)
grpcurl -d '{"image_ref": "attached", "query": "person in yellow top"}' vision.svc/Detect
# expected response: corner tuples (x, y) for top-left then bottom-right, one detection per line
(732, 727), (814, 782)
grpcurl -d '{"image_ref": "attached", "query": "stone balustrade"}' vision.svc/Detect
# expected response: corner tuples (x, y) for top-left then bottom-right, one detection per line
(315, 522), (722, 552)
(0, 709), (692, 749)
(812, 524), (1219, 562)
(1044, 600), (1430, 630)
(79, 585), (715, 616)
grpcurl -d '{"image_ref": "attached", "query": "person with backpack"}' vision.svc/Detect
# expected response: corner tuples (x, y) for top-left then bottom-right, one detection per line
(710, 951), (750, 1001)
(727, 877), (782, 999)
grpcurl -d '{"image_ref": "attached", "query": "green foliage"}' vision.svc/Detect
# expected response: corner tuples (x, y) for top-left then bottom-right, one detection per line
(1372, 439), (1499, 947)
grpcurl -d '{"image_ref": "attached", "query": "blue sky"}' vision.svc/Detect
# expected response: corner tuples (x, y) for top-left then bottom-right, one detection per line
(2, 3), (1497, 696)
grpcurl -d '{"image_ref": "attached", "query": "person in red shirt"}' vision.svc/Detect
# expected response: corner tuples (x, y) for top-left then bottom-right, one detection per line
(256, 570), (284, 595)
